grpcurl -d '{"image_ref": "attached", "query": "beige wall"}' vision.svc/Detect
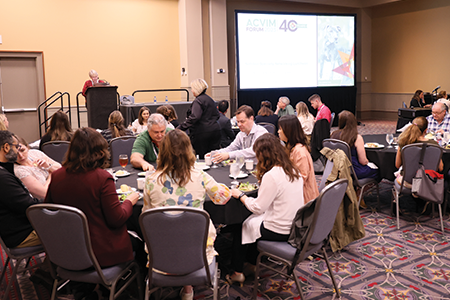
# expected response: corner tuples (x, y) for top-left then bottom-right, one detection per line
(0, 0), (180, 102)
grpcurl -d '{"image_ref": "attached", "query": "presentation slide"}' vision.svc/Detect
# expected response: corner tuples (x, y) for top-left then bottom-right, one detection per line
(236, 12), (355, 89)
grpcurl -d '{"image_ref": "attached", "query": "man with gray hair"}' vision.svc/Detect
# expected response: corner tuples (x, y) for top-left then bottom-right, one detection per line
(427, 101), (450, 134)
(275, 96), (295, 117)
(131, 113), (172, 171)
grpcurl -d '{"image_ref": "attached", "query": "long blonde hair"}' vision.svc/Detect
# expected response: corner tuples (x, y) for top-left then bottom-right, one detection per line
(0, 115), (7, 131)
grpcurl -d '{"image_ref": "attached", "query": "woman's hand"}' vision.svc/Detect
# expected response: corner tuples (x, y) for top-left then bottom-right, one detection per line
(35, 159), (50, 170)
(126, 192), (140, 205)
(231, 189), (241, 198)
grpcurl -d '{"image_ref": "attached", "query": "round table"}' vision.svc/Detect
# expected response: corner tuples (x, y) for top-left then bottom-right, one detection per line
(113, 163), (258, 227)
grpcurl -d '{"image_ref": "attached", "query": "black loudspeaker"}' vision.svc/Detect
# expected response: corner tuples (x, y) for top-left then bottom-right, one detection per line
(85, 86), (118, 129)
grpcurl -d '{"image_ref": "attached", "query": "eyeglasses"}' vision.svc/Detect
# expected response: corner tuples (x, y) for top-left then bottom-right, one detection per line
(432, 110), (445, 116)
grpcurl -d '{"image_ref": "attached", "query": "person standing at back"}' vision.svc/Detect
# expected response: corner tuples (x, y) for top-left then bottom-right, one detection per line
(217, 100), (235, 148)
(177, 78), (221, 158)
(308, 93), (331, 123)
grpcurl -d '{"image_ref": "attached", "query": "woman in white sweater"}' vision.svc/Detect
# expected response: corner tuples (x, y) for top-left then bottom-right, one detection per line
(227, 133), (304, 285)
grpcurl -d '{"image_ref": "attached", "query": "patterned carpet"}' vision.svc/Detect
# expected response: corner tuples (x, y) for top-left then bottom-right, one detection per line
(3, 121), (450, 300)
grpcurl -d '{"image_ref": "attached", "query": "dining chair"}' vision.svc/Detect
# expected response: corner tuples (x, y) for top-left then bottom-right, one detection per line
(257, 122), (276, 135)
(109, 136), (136, 167)
(322, 138), (380, 209)
(41, 141), (70, 164)
(393, 143), (443, 231)
(26, 204), (143, 300)
(253, 179), (348, 300)
(139, 206), (219, 300)
(0, 236), (45, 300)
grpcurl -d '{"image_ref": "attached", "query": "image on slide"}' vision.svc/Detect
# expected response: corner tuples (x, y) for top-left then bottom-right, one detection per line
(317, 16), (354, 86)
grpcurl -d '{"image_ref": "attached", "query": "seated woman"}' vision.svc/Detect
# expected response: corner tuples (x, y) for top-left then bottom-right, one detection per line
(166, 104), (179, 128)
(156, 105), (176, 129)
(254, 100), (278, 130)
(437, 90), (450, 111)
(101, 110), (134, 143)
(278, 115), (319, 204)
(143, 129), (231, 300)
(227, 133), (304, 285)
(14, 137), (61, 200)
(131, 107), (150, 135)
(331, 110), (379, 180)
(39, 111), (73, 150)
(395, 116), (443, 171)
(296, 101), (315, 143)
(46, 128), (140, 270)
(410, 89), (431, 108)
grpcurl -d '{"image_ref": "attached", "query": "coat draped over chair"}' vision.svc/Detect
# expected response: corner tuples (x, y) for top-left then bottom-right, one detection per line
(320, 147), (365, 251)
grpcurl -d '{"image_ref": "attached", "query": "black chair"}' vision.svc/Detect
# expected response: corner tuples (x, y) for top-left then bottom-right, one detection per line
(253, 179), (348, 300)
(139, 206), (219, 300)
(26, 204), (143, 300)
(393, 143), (443, 231)
(322, 138), (380, 208)
(0, 236), (44, 300)
(109, 136), (136, 167)
(257, 122), (276, 135)
(41, 141), (70, 164)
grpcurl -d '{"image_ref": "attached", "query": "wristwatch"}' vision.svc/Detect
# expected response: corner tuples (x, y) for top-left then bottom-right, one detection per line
(238, 192), (246, 200)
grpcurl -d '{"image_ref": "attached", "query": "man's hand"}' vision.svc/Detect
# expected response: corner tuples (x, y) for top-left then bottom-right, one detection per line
(213, 152), (229, 163)
(142, 162), (155, 172)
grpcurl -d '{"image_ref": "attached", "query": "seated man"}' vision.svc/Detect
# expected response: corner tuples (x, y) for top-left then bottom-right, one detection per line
(130, 113), (171, 171)
(427, 102), (450, 134)
(217, 100), (235, 148)
(308, 93), (331, 123)
(213, 105), (268, 163)
(274, 96), (295, 117)
(0, 131), (41, 248)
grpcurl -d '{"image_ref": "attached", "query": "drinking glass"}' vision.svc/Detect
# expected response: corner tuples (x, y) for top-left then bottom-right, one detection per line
(245, 159), (253, 172)
(210, 150), (219, 169)
(444, 132), (450, 146)
(236, 155), (245, 169)
(119, 154), (128, 169)
(230, 162), (240, 187)
(386, 134), (394, 148)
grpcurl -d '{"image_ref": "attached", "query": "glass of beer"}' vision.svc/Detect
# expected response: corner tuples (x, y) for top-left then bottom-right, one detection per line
(119, 154), (128, 169)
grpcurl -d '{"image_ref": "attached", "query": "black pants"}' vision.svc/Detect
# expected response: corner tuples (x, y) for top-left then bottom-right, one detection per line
(191, 130), (221, 159)
(229, 223), (290, 273)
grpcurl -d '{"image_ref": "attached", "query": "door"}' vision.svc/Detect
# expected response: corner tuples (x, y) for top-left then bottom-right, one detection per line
(0, 52), (45, 143)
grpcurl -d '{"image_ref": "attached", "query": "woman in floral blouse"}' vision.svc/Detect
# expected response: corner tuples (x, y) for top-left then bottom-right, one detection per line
(143, 129), (230, 300)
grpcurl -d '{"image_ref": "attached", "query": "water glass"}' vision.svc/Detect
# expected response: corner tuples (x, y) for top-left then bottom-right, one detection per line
(230, 162), (240, 187)
(386, 134), (394, 148)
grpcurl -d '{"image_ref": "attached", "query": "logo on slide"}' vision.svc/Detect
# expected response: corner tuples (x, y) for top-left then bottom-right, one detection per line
(279, 20), (298, 32)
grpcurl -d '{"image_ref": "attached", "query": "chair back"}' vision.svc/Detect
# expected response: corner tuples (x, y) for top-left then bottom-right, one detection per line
(41, 141), (70, 163)
(139, 206), (211, 277)
(330, 112), (335, 129)
(322, 139), (351, 160)
(401, 143), (442, 184)
(109, 136), (136, 167)
(257, 122), (276, 135)
(26, 204), (106, 279)
(318, 159), (334, 192)
(297, 179), (348, 262)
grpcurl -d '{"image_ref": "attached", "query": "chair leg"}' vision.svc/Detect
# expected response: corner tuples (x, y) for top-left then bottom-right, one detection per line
(322, 247), (340, 299)
(0, 257), (10, 286)
(439, 204), (444, 233)
(292, 269), (305, 300)
(50, 278), (58, 300)
(213, 262), (219, 300)
(144, 278), (150, 300)
(253, 253), (262, 300)
(2, 258), (21, 300)
(376, 184), (380, 211)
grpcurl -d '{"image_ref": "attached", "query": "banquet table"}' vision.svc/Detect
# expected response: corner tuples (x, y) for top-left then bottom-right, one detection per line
(362, 134), (450, 181)
(113, 163), (258, 228)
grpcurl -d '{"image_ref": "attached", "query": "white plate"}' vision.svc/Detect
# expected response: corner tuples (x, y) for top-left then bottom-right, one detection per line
(195, 162), (210, 171)
(364, 143), (385, 149)
(229, 172), (248, 179)
(114, 170), (130, 177)
(116, 187), (137, 194)
(138, 172), (146, 177)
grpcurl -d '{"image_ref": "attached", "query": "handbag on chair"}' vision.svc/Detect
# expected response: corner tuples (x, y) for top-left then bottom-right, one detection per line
(411, 144), (444, 204)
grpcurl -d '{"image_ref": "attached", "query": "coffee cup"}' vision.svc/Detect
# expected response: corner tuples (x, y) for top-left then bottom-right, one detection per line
(137, 178), (145, 190)
(245, 159), (254, 170)
(205, 153), (212, 166)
